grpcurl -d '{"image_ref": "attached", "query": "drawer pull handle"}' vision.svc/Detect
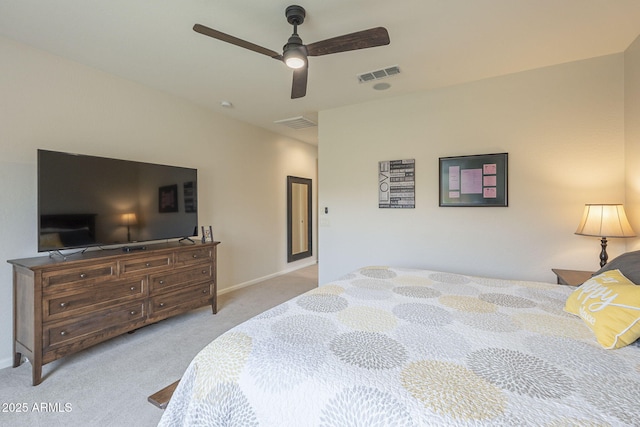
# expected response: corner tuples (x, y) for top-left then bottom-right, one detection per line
(202, 289), (208, 294)
(60, 331), (67, 336)
(145, 263), (151, 267)
(130, 311), (137, 316)
(192, 254), (198, 258)
(202, 270), (207, 274)
(130, 286), (136, 291)
(159, 280), (165, 285)
(59, 302), (67, 308)
(79, 273), (87, 279)
(159, 302), (165, 307)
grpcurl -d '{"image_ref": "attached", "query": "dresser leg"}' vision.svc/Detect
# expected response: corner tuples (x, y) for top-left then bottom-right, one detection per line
(13, 351), (43, 386)
(32, 362), (42, 386)
(13, 351), (22, 368)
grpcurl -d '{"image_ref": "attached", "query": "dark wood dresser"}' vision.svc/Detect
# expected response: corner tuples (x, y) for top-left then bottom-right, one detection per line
(8, 241), (219, 385)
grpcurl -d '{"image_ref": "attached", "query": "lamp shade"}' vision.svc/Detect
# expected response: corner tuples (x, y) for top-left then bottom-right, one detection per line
(575, 204), (636, 238)
(122, 213), (138, 226)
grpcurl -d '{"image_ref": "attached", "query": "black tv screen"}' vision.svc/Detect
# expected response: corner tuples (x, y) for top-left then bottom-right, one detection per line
(37, 149), (198, 252)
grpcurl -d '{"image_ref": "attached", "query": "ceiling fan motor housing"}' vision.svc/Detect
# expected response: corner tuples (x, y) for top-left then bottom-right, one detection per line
(284, 33), (307, 54)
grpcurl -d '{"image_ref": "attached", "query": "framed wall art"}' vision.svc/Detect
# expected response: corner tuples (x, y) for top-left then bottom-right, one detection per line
(378, 159), (415, 208)
(158, 184), (179, 213)
(439, 153), (508, 207)
(183, 181), (197, 213)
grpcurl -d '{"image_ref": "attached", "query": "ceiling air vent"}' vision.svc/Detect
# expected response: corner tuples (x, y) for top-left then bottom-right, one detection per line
(274, 116), (317, 130)
(357, 65), (400, 83)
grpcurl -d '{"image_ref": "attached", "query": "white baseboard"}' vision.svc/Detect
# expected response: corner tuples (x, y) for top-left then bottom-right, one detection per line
(218, 260), (317, 296)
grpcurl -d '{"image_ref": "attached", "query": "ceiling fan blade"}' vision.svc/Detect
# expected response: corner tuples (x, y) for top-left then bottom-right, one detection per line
(291, 66), (308, 99)
(193, 24), (283, 60)
(306, 27), (390, 57)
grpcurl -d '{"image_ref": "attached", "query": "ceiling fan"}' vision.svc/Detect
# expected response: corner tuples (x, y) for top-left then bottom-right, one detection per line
(193, 5), (390, 99)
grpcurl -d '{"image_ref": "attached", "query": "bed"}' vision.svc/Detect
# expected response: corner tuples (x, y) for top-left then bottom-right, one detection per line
(158, 261), (640, 426)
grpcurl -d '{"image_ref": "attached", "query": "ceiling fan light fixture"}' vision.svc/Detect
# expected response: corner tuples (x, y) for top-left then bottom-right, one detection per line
(283, 42), (307, 69)
(284, 55), (305, 70)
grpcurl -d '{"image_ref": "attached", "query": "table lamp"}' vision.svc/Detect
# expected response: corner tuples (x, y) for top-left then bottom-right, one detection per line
(575, 204), (635, 267)
(122, 213), (138, 242)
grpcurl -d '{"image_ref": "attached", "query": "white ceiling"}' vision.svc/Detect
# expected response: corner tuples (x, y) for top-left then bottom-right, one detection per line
(2, 1), (640, 145)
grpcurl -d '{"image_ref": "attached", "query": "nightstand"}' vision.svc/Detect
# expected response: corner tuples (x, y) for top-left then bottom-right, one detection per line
(551, 268), (595, 287)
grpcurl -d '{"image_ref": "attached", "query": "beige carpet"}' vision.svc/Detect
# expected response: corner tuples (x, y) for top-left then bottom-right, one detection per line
(0, 264), (318, 427)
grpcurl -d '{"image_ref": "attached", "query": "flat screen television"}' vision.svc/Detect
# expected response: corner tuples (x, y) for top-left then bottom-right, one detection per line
(37, 149), (198, 252)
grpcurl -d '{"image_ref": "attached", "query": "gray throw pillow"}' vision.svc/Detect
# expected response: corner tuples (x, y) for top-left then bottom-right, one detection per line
(593, 250), (640, 285)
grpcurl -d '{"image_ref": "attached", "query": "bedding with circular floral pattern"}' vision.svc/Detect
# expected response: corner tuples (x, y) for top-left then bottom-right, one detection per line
(160, 266), (640, 426)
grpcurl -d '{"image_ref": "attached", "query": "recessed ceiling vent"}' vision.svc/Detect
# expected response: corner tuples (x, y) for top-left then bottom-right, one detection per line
(357, 65), (400, 83)
(274, 116), (317, 130)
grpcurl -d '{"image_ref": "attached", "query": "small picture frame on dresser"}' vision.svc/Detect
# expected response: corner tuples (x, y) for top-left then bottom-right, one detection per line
(201, 225), (214, 243)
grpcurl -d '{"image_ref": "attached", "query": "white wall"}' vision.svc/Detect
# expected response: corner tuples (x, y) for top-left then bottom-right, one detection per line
(0, 36), (317, 368)
(626, 35), (640, 250)
(318, 54), (628, 284)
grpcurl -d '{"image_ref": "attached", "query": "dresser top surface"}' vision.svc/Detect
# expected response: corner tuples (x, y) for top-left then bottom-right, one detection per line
(8, 241), (219, 270)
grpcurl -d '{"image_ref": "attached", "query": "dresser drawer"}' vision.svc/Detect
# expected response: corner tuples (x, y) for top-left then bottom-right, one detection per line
(149, 283), (212, 319)
(174, 246), (212, 267)
(150, 265), (211, 294)
(42, 262), (117, 288)
(44, 301), (145, 350)
(119, 254), (172, 275)
(44, 278), (145, 321)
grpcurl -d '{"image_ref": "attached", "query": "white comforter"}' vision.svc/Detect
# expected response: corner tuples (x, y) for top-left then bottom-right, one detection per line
(159, 266), (640, 426)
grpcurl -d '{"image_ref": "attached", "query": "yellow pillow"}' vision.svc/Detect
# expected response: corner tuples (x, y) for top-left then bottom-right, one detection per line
(564, 269), (640, 349)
